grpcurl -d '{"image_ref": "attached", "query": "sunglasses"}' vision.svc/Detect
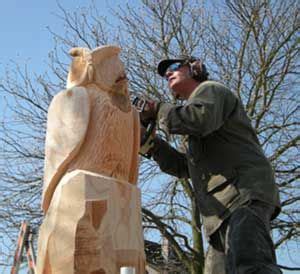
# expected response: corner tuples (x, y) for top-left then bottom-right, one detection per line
(165, 62), (184, 75)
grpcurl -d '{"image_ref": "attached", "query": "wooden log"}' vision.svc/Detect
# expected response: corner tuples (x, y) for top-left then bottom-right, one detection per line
(38, 46), (145, 274)
(37, 170), (145, 274)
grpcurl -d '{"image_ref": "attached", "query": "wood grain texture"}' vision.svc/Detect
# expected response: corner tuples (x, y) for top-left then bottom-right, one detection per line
(38, 46), (144, 273)
(37, 171), (145, 274)
(42, 87), (90, 213)
(42, 46), (140, 213)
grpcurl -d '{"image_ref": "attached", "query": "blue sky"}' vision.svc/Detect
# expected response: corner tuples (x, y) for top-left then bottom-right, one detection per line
(0, 1), (299, 273)
(0, 0), (123, 73)
(0, 0), (71, 69)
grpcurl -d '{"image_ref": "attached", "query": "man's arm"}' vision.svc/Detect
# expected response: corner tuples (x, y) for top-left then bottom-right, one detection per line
(157, 81), (237, 137)
(151, 137), (189, 179)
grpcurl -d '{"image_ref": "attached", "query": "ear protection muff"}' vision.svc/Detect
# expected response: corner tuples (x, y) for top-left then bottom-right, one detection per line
(188, 59), (209, 82)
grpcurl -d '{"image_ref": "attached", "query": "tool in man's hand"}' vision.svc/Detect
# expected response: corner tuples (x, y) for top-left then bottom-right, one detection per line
(132, 96), (157, 158)
(132, 97), (148, 113)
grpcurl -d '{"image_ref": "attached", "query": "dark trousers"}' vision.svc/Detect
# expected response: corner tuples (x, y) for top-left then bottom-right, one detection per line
(204, 201), (282, 274)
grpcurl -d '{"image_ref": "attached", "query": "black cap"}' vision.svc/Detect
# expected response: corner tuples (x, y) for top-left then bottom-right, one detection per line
(157, 55), (198, 77)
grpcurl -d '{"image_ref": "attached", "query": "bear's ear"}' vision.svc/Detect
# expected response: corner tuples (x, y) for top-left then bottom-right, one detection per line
(67, 47), (93, 89)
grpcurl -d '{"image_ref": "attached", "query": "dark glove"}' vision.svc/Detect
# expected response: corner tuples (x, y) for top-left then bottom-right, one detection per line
(139, 100), (161, 125)
(139, 124), (156, 158)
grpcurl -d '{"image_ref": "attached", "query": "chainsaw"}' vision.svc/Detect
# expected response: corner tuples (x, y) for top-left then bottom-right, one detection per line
(132, 96), (156, 158)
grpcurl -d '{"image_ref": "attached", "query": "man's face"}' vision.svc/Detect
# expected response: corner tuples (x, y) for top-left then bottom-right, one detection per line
(165, 63), (193, 99)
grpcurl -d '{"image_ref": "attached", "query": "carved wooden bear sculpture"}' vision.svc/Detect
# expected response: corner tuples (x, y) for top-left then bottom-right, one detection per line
(37, 46), (145, 274)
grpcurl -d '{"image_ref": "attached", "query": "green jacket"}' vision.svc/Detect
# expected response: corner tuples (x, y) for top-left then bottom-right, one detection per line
(152, 80), (280, 236)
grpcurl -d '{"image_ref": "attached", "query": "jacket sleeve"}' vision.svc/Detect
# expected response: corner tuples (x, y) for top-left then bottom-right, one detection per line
(151, 137), (189, 179)
(157, 81), (237, 137)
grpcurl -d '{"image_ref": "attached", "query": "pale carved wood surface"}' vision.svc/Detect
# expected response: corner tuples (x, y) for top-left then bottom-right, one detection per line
(67, 85), (139, 184)
(37, 171), (145, 274)
(42, 85), (140, 213)
(42, 86), (90, 213)
(42, 46), (140, 214)
(37, 45), (144, 274)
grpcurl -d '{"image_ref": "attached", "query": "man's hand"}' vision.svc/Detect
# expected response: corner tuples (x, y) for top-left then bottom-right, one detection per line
(139, 124), (156, 158)
(139, 100), (160, 124)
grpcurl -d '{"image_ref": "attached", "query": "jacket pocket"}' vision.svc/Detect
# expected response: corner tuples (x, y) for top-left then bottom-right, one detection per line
(207, 173), (239, 209)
